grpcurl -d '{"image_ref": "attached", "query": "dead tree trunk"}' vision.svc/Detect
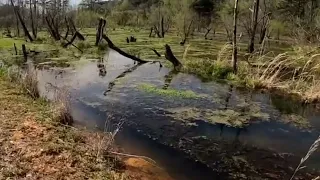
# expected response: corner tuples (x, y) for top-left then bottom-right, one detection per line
(149, 27), (154, 37)
(180, 20), (194, 45)
(102, 34), (148, 64)
(14, 43), (17, 55)
(248, 0), (260, 53)
(164, 44), (182, 70)
(45, 17), (60, 40)
(161, 17), (165, 38)
(10, 0), (33, 42)
(64, 17), (70, 39)
(205, 28), (212, 40)
(69, 18), (85, 41)
(96, 18), (106, 46)
(22, 44), (27, 61)
(232, 0), (239, 74)
(154, 25), (162, 38)
(29, 0), (36, 39)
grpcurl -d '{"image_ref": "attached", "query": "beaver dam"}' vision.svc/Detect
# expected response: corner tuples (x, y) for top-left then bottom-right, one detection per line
(22, 49), (318, 180)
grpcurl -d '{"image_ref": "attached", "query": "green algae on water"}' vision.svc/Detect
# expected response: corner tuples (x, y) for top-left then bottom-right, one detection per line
(138, 83), (205, 99)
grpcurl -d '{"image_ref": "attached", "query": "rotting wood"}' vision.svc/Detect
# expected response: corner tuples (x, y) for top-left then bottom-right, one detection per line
(102, 34), (148, 64)
(69, 18), (85, 41)
(164, 44), (182, 70)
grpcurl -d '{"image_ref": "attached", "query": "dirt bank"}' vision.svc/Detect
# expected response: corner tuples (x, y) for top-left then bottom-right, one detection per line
(0, 77), (171, 180)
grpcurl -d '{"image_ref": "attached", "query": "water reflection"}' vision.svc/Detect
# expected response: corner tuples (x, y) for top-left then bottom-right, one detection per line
(33, 49), (320, 178)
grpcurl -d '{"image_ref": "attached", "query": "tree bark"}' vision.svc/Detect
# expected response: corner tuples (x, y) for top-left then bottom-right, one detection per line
(248, 0), (260, 53)
(10, 0), (33, 42)
(232, 0), (239, 74)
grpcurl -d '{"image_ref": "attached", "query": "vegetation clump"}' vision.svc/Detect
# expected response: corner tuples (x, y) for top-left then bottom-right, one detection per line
(138, 83), (205, 99)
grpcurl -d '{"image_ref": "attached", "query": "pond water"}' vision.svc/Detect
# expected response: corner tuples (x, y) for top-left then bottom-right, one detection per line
(35, 49), (320, 179)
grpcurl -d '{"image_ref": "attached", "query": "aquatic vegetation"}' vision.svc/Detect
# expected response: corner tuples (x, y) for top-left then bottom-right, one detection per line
(166, 104), (269, 127)
(138, 83), (205, 99)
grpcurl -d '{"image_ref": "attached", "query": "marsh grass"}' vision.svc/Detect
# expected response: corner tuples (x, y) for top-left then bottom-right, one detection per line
(21, 68), (40, 99)
(50, 86), (73, 125)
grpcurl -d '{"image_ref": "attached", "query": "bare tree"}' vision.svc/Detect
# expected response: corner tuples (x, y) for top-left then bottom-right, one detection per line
(10, 0), (33, 41)
(248, 0), (260, 53)
(232, 0), (239, 73)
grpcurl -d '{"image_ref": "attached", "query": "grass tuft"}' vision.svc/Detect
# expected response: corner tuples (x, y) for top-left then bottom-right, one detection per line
(51, 86), (73, 125)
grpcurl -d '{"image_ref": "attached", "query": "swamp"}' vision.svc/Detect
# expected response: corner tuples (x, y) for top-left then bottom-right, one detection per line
(1, 0), (320, 179)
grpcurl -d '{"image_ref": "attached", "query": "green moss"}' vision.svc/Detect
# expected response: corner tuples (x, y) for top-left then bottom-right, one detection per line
(138, 83), (205, 99)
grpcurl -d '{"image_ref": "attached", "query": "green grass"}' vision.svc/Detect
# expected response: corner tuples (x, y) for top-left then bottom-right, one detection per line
(138, 83), (205, 99)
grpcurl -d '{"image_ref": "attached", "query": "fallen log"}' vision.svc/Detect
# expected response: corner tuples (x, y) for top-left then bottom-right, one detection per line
(150, 48), (161, 57)
(101, 34), (148, 64)
(164, 44), (182, 70)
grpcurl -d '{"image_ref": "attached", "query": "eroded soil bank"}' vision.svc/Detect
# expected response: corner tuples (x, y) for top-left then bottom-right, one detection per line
(0, 75), (172, 180)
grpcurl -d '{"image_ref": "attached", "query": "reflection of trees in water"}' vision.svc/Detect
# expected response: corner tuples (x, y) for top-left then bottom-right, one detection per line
(97, 58), (107, 77)
(220, 85), (248, 144)
(270, 94), (307, 116)
(162, 70), (178, 90)
(103, 63), (142, 96)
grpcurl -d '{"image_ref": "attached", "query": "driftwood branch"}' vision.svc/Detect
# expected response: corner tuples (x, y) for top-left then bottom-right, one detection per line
(101, 34), (148, 64)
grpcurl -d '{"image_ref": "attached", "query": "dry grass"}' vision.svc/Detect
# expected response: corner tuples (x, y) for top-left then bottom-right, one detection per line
(49, 85), (74, 125)
(0, 78), (124, 179)
(231, 45), (320, 102)
(290, 136), (320, 180)
(21, 68), (40, 99)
